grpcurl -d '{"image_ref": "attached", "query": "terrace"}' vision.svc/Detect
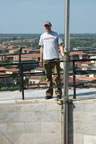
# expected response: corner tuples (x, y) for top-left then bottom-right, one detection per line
(0, 48), (96, 101)
(0, 49), (96, 144)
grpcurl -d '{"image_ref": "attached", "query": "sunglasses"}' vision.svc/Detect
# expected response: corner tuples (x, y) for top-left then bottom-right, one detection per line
(44, 25), (50, 27)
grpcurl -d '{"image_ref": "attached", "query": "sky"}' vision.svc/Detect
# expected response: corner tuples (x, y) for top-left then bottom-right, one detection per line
(0, 0), (96, 34)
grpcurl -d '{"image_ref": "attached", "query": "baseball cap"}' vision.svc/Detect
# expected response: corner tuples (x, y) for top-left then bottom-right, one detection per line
(44, 21), (52, 26)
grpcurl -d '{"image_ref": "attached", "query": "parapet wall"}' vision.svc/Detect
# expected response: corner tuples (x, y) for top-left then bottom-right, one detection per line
(0, 99), (62, 144)
(0, 99), (96, 144)
(69, 99), (96, 144)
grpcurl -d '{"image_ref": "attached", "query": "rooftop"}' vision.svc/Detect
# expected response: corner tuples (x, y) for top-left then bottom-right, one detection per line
(0, 88), (96, 101)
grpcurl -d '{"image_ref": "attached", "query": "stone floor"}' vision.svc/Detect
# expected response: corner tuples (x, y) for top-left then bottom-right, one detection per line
(0, 88), (96, 101)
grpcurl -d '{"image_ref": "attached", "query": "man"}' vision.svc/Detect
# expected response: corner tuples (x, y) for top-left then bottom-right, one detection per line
(39, 21), (64, 99)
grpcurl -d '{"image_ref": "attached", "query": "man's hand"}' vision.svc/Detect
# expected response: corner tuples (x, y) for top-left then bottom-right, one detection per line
(61, 52), (64, 56)
(59, 44), (64, 56)
(39, 60), (43, 67)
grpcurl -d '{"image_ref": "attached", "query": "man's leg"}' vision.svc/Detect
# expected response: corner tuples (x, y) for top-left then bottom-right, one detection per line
(52, 60), (62, 98)
(44, 61), (53, 98)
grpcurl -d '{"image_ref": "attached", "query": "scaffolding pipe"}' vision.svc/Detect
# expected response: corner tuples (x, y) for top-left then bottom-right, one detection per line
(63, 0), (70, 144)
(65, 0), (70, 52)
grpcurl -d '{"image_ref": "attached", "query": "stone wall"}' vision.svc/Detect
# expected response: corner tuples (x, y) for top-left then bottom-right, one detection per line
(0, 99), (96, 144)
(69, 99), (96, 144)
(0, 99), (62, 144)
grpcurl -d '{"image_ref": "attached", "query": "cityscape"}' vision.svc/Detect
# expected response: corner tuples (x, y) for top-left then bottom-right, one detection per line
(0, 34), (96, 91)
(0, 0), (96, 143)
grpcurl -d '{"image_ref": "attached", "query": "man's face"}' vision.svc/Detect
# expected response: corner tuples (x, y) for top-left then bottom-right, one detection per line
(44, 24), (51, 32)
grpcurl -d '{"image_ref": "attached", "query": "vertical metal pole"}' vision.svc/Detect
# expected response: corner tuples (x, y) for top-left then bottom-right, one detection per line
(63, 0), (70, 144)
(19, 47), (24, 100)
(73, 61), (76, 99)
(65, 0), (70, 53)
(19, 48), (22, 92)
(21, 63), (24, 100)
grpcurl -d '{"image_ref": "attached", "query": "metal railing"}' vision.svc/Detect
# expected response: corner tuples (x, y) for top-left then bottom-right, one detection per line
(0, 48), (64, 99)
(72, 58), (96, 99)
(0, 48), (96, 100)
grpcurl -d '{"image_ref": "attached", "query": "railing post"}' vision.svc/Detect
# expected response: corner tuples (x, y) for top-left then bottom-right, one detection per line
(73, 60), (76, 99)
(19, 47), (24, 100)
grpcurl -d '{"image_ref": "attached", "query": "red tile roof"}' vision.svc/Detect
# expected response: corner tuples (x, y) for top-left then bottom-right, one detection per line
(27, 85), (40, 89)
(29, 76), (41, 79)
(6, 68), (19, 72)
(39, 80), (47, 84)
(34, 67), (44, 71)
(70, 51), (87, 56)
(78, 77), (96, 81)
(82, 61), (94, 64)
(0, 67), (7, 71)
(22, 53), (40, 58)
(77, 65), (90, 68)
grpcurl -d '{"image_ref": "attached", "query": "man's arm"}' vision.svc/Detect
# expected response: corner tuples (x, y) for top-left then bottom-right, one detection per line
(40, 46), (43, 66)
(59, 43), (64, 56)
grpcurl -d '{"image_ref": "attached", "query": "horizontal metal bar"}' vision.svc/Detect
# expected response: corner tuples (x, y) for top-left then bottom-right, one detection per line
(0, 51), (40, 56)
(1, 59), (96, 67)
(72, 58), (96, 62)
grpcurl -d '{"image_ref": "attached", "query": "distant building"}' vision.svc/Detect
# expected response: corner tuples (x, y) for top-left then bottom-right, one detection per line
(70, 51), (88, 60)
(29, 76), (41, 85)
(73, 47), (96, 51)
(0, 56), (3, 62)
(9, 49), (19, 54)
(22, 48), (33, 54)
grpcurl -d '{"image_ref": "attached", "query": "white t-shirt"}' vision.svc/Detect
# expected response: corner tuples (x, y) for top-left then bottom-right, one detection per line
(39, 31), (63, 60)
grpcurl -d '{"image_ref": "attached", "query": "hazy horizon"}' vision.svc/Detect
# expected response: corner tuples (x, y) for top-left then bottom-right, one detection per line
(0, 33), (96, 35)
